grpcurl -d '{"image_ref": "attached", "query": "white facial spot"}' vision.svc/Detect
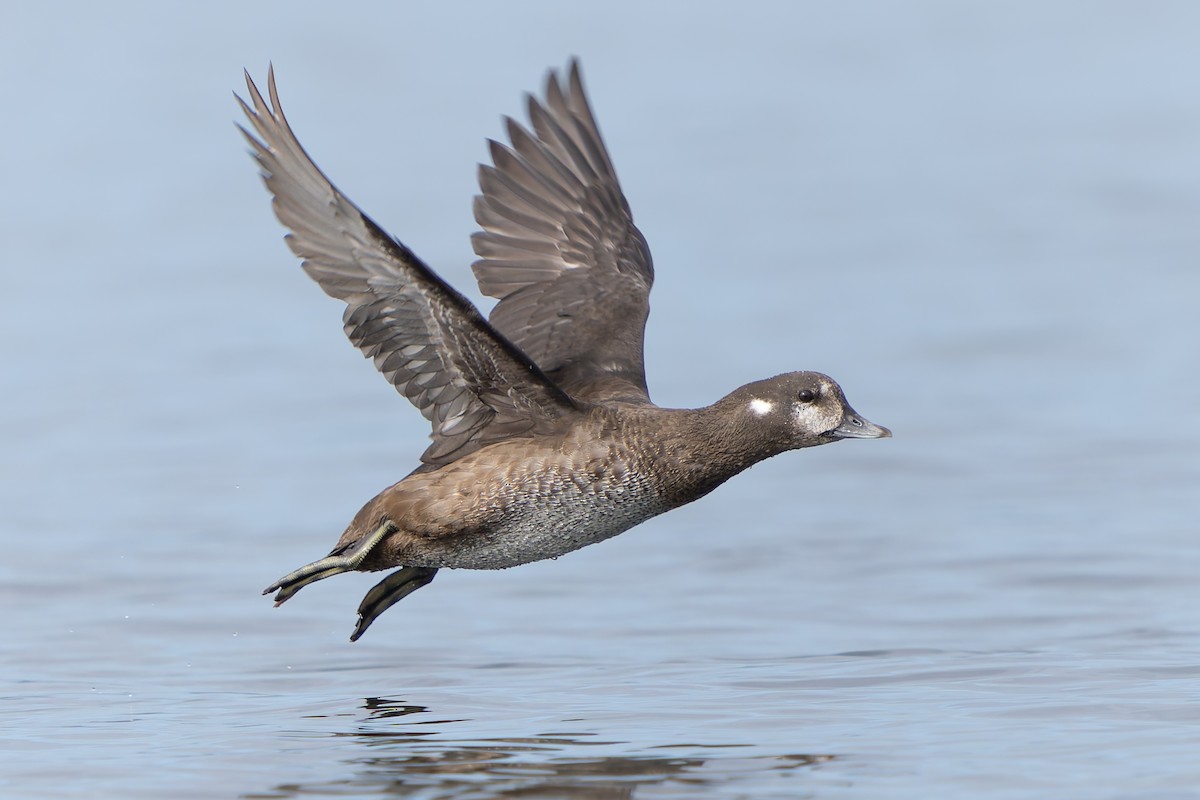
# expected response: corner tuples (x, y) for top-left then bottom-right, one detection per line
(792, 402), (822, 429)
(749, 398), (775, 416)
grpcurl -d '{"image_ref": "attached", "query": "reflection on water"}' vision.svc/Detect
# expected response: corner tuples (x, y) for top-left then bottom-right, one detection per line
(254, 697), (834, 799)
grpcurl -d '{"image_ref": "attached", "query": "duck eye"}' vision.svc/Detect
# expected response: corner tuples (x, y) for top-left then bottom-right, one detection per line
(797, 389), (817, 404)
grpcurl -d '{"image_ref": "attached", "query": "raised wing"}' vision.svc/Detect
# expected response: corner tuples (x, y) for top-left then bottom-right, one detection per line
(472, 60), (655, 405)
(237, 67), (579, 467)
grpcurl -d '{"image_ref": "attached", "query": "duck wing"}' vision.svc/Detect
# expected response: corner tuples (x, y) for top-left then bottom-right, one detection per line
(238, 68), (579, 467)
(471, 60), (655, 405)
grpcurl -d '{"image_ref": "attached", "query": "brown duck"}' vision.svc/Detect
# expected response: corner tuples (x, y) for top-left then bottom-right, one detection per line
(238, 61), (890, 641)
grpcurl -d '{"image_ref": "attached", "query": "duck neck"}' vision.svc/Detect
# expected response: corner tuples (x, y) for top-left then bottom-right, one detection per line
(646, 402), (782, 506)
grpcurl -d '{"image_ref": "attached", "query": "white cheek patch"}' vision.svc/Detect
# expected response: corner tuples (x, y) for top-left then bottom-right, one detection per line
(748, 398), (775, 416)
(792, 401), (826, 430)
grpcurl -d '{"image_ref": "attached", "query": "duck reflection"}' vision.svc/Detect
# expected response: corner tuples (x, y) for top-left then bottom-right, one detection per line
(258, 697), (835, 798)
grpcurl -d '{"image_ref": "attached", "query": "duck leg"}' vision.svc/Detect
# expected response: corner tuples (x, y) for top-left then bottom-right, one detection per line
(263, 521), (396, 605)
(350, 566), (438, 641)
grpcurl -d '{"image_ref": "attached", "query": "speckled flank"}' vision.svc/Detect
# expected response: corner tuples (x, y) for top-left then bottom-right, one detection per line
(357, 411), (678, 570)
(417, 452), (668, 570)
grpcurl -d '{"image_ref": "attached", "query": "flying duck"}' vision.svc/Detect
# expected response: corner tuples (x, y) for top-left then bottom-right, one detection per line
(237, 61), (890, 641)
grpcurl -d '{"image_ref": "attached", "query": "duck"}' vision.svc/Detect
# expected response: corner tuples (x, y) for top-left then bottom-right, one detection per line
(237, 60), (890, 641)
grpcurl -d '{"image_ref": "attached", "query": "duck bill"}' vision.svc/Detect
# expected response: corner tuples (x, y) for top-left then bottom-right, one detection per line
(829, 411), (892, 440)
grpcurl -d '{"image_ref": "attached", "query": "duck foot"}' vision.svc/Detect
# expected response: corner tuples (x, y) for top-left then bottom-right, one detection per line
(263, 521), (396, 605)
(351, 566), (439, 641)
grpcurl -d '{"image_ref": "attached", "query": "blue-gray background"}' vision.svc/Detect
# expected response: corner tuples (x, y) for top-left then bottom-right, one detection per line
(2, 3), (1198, 798)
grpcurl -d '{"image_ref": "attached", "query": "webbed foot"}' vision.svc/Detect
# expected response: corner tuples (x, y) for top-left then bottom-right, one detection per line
(263, 521), (395, 605)
(350, 566), (438, 641)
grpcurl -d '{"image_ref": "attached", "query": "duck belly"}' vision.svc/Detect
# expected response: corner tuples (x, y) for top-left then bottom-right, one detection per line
(420, 457), (672, 570)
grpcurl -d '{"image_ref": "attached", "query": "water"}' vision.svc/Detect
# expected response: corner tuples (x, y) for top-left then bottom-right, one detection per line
(3, 3), (1199, 797)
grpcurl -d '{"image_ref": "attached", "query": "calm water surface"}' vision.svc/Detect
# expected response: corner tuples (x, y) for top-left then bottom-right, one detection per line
(2, 4), (1199, 798)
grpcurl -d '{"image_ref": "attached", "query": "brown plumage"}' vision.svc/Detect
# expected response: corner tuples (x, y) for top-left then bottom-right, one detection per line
(238, 61), (890, 641)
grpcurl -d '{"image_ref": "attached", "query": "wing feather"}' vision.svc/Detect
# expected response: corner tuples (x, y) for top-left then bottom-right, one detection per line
(471, 60), (654, 404)
(238, 67), (579, 466)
